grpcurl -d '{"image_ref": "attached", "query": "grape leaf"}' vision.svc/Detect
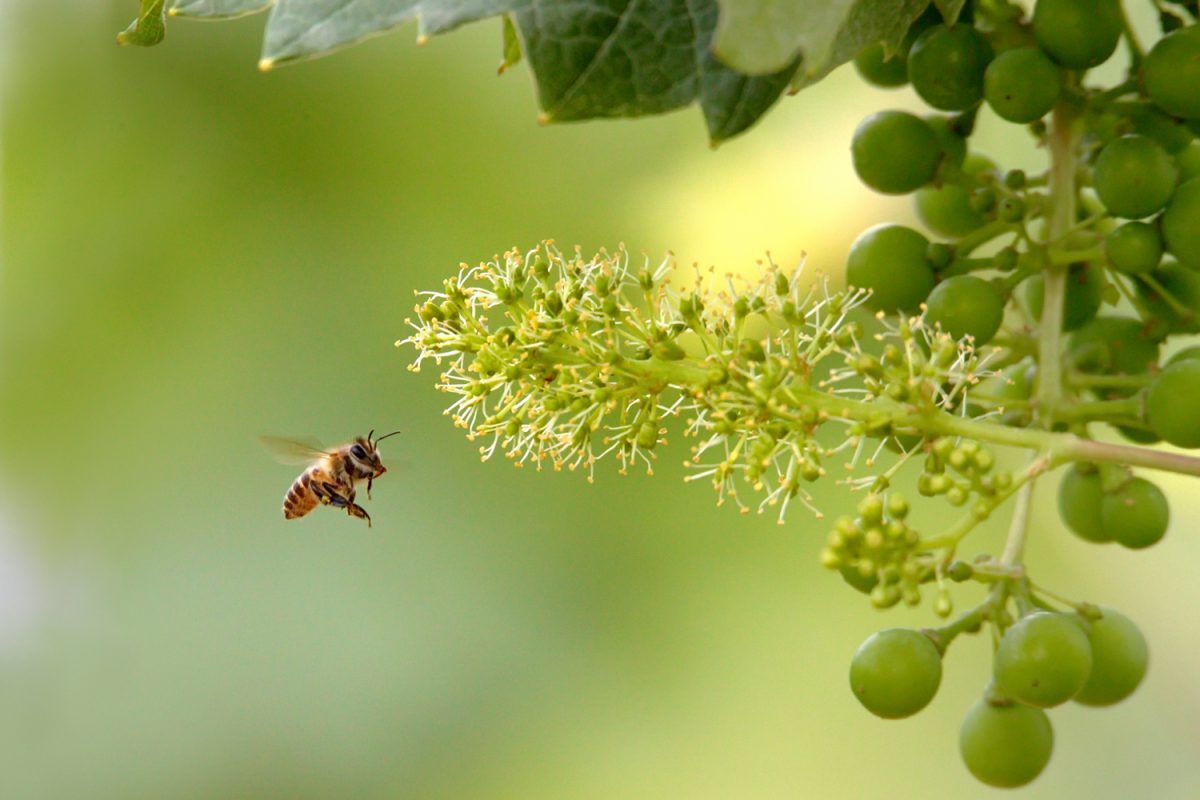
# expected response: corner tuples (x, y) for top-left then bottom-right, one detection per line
(513, 1), (798, 142)
(714, 0), (928, 79)
(259, 1), (522, 69)
(169, 0), (272, 18)
(118, 0), (168, 46)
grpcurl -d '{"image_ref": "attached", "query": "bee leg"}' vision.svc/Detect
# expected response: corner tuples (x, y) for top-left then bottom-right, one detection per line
(346, 502), (372, 527)
(366, 476), (373, 501)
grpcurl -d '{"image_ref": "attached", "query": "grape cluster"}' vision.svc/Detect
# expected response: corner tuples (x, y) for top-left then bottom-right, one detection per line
(843, 0), (1199, 788)
(406, 1), (1200, 791)
(851, 602), (1150, 788)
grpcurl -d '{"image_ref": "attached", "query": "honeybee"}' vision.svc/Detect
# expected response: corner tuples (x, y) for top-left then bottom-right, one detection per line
(262, 430), (400, 527)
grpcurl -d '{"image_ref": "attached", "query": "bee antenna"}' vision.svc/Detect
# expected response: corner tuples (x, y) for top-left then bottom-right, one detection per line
(374, 430), (401, 443)
(367, 429), (376, 442)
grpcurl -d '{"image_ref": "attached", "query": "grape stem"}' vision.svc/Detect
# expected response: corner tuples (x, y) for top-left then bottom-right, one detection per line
(997, 103), (1077, 570)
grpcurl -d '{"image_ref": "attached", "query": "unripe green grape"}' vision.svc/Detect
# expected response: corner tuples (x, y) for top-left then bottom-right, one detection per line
(1032, 0), (1122, 68)
(984, 48), (1061, 123)
(846, 224), (936, 313)
(1136, 261), (1200, 334)
(969, 186), (996, 213)
(1178, 142), (1200, 181)
(1074, 609), (1149, 706)
(1105, 221), (1164, 274)
(1116, 424), (1161, 445)
(1147, 359), (1200, 447)
(1058, 464), (1112, 543)
(1068, 316), (1161, 378)
(1093, 135), (1179, 219)
(849, 628), (942, 719)
(908, 24), (994, 111)
(1025, 263), (1103, 331)
(925, 115), (969, 168)
(1129, 105), (1197, 154)
(853, 43), (909, 88)
(1142, 27), (1200, 119)
(991, 359), (1035, 426)
(1162, 177), (1200, 268)
(839, 563), (879, 594)
(1167, 345), (1200, 365)
(851, 111), (942, 194)
(997, 196), (1026, 222)
(925, 275), (1005, 344)
(1101, 477), (1169, 549)
(962, 151), (996, 177)
(959, 698), (1054, 788)
(927, 241), (954, 269)
(994, 612), (1093, 707)
(914, 184), (986, 237)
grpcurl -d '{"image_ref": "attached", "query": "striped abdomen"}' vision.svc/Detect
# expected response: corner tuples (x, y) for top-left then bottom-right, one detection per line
(283, 468), (320, 520)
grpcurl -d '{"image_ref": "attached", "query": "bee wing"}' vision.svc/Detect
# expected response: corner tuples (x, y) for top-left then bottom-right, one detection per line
(259, 435), (332, 465)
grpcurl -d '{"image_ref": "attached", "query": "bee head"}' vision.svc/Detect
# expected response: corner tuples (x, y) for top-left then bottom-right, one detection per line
(353, 429), (400, 478)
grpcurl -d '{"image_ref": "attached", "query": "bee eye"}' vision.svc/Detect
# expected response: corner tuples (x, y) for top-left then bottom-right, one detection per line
(351, 444), (367, 459)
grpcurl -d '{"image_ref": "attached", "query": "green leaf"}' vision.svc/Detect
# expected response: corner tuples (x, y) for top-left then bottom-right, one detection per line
(932, 0), (967, 26)
(498, 14), (522, 75)
(169, 0), (273, 18)
(714, 0), (928, 80)
(118, 0), (168, 46)
(259, 1), (521, 69)
(514, 0), (797, 143)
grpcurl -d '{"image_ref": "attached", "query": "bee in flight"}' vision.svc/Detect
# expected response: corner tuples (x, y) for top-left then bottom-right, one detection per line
(262, 430), (400, 527)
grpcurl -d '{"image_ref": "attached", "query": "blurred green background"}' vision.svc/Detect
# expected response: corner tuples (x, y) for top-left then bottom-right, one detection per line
(1, 2), (1197, 798)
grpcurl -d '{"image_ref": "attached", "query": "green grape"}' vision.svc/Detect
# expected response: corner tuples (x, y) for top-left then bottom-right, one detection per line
(914, 183), (986, 237)
(926, 115), (969, 169)
(1167, 345), (1200, 365)
(1033, 0), (1122, 68)
(1074, 609), (1149, 706)
(1105, 221), (1164, 274)
(1058, 464), (1112, 543)
(1068, 316), (1161, 385)
(959, 698), (1054, 788)
(1025, 263), (1104, 331)
(839, 563), (879, 594)
(1128, 105), (1197, 154)
(849, 628), (943, 719)
(962, 151), (996, 177)
(1115, 424), (1162, 445)
(1147, 359), (1200, 447)
(992, 359), (1035, 426)
(1162, 177), (1200, 268)
(908, 24), (994, 111)
(846, 224), (936, 313)
(1178, 142), (1200, 181)
(851, 111), (942, 194)
(925, 275), (1005, 344)
(1136, 261), (1200, 334)
(854, 1), (946, 90)
(1143, 27), (1200, 119)
(1093, 135), (1179, 219)
(854, 43), (909, 88)
(1101, 477), (1169, 549)
(984, 48), (1061, 123)
(994, 612), (1093, 707)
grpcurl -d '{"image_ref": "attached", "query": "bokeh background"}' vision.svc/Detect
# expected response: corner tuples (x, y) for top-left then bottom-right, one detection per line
(2, 2), (1197, 797)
